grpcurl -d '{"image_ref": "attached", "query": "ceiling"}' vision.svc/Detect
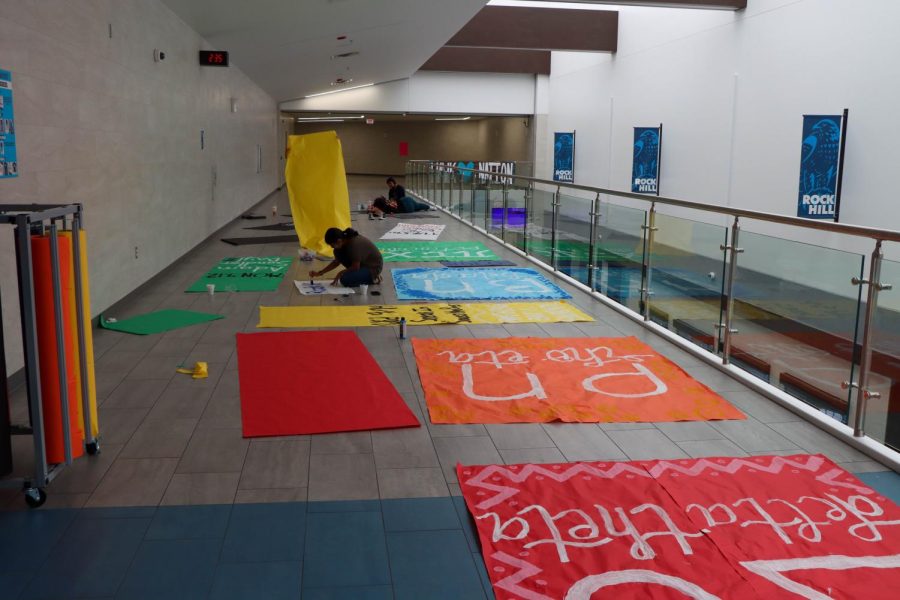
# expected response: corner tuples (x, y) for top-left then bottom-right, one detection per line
(286, 113), (493, 123)
(159, 0), (488, 102)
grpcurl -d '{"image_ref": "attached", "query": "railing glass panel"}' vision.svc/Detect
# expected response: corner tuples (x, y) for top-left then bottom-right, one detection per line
(593, 201), (647, 314)
(648, 213), (728, 352)
(526, 183), (556, 261)
(866, 255), (900, 451)
(729, 231), (864, 425)
(503, 179), (529, 251)
(555, 191), (594, 287)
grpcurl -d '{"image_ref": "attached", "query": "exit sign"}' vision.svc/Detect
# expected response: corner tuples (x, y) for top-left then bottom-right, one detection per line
(199, 50), (229, 67)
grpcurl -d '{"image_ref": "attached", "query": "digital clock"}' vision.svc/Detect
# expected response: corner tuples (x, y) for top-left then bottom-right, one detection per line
(199, 51), (229, 67)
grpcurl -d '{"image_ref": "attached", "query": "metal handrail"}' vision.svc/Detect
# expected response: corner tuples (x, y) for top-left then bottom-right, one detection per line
(407, 160), (900, 243)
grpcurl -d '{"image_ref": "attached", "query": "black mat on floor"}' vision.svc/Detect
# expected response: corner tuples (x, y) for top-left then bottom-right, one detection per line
(221, 234), (298, 246)
(241, 213), (266, 220)
(243, 222), (295, 231)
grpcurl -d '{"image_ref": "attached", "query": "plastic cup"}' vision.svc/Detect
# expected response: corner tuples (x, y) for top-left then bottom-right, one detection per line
(206, 284), (215, 296)
(360, 284), (368, 295)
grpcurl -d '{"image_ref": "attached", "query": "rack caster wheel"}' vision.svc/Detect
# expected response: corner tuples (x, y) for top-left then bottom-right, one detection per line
(24, 488), (47, 508)
(86, 440), (101, 455)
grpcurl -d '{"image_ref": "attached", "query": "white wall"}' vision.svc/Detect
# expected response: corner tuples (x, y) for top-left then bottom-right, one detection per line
(280, 71), (536, 116)
(539, 0), (900, 298)
(0, 0), (279, 374)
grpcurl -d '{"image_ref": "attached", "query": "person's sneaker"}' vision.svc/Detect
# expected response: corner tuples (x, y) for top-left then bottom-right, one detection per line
(378, 214), (386, 220)
(368, 214), (374, 220)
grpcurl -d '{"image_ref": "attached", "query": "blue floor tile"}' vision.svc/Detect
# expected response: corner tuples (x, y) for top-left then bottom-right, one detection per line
(0, 509), (77, 572)
(473, 552), (496, 600)
(381, 497), (461, 532)
(220, 502), (306, 564)
(303, 511), (390, 588)
(306, 499), (381, 513)
(78, 507), (157, 520)
(146, 504), (232, 540)
(0, 571), (34, 599)
(21, 516), (150, 599)
(209, 561), (302, 600)
(857, 471), (900, 505)
(451, 496), (482, 554)
(387, 530), (486, 600)
(302, 585), (392, 600)
(116, 538), (221, 600)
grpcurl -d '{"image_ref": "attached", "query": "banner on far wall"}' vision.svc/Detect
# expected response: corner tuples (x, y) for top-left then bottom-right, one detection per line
(0, 69), (17, 179)
(797, 113), (847, 221)
(632, 125), (661, 194)
(553, 131), (575, 183)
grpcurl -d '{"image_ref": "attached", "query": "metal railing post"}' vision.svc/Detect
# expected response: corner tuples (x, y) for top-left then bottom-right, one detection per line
(501, 182), (509, 241)
(717, 216), (743, 363)
(448, 171), (455, 218)
(640, 203), (658, 321)
(843, 240), (892, 437)
(587, 192), (601, 290)
(524, 181), (532, 256)
(551, 185), (561, 270)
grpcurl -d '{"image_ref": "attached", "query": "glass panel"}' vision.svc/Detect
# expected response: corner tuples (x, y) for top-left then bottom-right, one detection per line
(458, 174), (474, 225)
(866, 254), (900, 451)
(648, 213), (728, 354)
(503, 179), (528, 251)
(555, 192), (593, 286)
(593, 202), (647, 314)
(730, 232), (864, 425)
(525, 183), (556, 261)
(487, 184), (504, 238)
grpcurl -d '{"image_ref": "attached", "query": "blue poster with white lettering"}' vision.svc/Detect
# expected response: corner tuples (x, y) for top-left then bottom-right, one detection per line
(392, 267), (570, 301)
(797, 114), (842, 220)
(632, 126), (660, 194)
(553, 132), (575, 183)
(0, 69), (17, 179)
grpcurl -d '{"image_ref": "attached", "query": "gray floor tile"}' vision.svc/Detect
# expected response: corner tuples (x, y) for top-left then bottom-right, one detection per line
(96, 407), (149, 445)
(160, 473), (240, 505)
(101, 378), (169, 409)
(308, 453), (379, 501)
(655, 421), (724, 443)
(120, 418), (198, 458)
(310, 431), (373, 455)
(499, 447), (566, 464)
(234, 488), (308, 503)
(718, 390), (803, 423)
(144, 384), (214, 422)
(433, 436), (503, 483)
(377, 468), (449, 499)
(710, 419), (801, 453)
(48, 444), (123, 494)
(125, 354), (182, 381)
(427, 423), (488, 438)
(86, 458), (178, 507)
(542, 423), (627, 461)
(197, 394), (242, 429)
(239, 439), (311, 489)
(768, 421), (870, 462)
(607, 429), (689, 460)
(177, 428), (249, 474)
(485, 424), (555, 450)
(372, 427), (440, 469)
(682, 364), (751, 392)
(598, 422), (658, 431)
(677, 439), (749, 458)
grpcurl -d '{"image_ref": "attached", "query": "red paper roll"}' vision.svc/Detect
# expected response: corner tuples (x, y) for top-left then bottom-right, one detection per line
(31, 234), (84, 464)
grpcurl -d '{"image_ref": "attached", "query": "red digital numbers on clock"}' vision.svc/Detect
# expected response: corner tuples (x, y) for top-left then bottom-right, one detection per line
(199, 50), (229, 67)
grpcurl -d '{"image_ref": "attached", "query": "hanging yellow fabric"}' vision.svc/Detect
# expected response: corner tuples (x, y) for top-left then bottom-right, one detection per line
(284, 131), (351, 257)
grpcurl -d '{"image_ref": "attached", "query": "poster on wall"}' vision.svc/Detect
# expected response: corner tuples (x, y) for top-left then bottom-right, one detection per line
(553, 131), (575, 183)
(632, 125), (661, 194)
(797, 112), (847, 221)
(0, 69), (17, 179)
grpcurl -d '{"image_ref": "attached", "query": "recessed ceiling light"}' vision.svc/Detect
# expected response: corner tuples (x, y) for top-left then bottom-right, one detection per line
(434, 116), (471, 121)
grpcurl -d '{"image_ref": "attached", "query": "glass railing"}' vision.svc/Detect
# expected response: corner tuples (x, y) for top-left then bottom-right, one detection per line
(406, 160), (900, 457)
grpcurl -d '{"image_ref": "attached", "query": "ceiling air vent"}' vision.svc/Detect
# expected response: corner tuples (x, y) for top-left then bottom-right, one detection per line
(331, 51), (360, 59)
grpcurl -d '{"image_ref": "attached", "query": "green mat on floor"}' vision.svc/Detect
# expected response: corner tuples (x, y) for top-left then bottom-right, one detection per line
(186, 256), (294, 292)
(100, 309), (224, 335)
(376, 241), (498, 262)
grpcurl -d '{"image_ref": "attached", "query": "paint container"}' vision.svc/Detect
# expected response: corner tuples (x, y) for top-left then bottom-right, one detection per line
(206, 284), (215, 296)
(360, 284), (368, 296)
(271, 205), (277, 216)
(399, 317), (406, 339)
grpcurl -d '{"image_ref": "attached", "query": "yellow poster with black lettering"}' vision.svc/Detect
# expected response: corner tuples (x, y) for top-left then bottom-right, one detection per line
(258, 301), (593, 328)
(284, 131), (351, 257)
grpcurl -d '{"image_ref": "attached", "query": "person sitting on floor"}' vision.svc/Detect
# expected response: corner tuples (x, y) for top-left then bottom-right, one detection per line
(310, 227), (383, 286)
(368, 194), (430, 218)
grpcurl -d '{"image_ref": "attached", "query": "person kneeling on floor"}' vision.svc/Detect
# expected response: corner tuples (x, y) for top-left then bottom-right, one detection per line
(310, 227), (383, 287)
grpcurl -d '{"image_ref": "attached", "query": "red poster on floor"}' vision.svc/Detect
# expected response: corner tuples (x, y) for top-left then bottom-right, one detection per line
(459, 454), (900, 599)
(413, 336), (745, 423)
(237, 330), (420, 436)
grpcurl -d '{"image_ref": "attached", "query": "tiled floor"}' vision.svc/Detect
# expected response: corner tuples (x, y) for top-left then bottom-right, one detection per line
(1, 175), (898, 599)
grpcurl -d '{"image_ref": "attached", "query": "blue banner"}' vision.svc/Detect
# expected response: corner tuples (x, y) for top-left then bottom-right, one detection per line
(797, 114), (842, 220)
(553, 132), (575, 183)
(392, 267), (571, 301)
(632, 126), (660, 194)
(0, 69), (16, 179)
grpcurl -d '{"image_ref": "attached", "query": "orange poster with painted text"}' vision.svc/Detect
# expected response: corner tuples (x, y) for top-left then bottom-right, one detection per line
(412, 336), (746, 424)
